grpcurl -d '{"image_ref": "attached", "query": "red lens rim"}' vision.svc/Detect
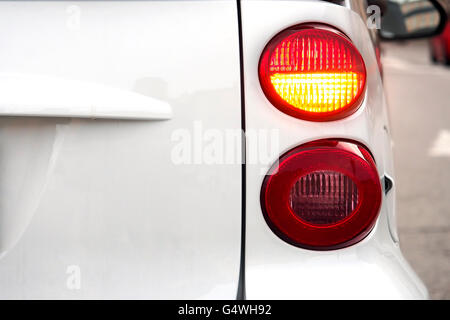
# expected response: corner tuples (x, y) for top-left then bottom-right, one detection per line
(258, 24), (367, 122)
(260, 139), (382, 250)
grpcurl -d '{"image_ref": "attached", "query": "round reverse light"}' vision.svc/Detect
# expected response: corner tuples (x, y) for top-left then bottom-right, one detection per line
(289, 170), (359, 225)
(258, 24), (366, 121)
(260, 140), (381, 250)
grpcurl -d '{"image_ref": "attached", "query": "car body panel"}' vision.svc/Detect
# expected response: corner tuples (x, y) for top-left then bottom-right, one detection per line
(0, 0), (429, 300)
(430, 21), (450, 63)
(0, 0), (242, 299)
(240, 0), (427, 299)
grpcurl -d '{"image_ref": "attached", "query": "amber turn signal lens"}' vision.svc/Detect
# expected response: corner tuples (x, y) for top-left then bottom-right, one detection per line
(259, 24), (366, 121)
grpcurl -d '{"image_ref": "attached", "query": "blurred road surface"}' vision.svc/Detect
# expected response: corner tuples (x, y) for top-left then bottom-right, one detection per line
(382, 40), (450, 299)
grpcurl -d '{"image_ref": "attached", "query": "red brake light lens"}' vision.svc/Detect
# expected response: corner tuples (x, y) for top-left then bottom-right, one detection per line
(258, 24), (366, 121)
(261, 140), (382, 250)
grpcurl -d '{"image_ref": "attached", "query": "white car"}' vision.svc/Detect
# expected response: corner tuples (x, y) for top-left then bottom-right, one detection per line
(0, 0), (445, 299)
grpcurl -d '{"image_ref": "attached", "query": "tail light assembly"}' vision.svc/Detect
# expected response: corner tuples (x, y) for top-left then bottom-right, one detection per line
(260, 140), (382, 250)
(259, 24), (366, 121)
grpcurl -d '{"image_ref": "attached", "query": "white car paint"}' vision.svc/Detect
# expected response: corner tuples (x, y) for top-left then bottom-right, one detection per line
(0, 0), (241, 299)
(0, 0), (428, 299)
(241, 0), (427, 299)
(0, 74), (172, 120)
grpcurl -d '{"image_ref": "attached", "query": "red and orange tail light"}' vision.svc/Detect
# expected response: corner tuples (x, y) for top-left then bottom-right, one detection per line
(259, 24), (366, 121)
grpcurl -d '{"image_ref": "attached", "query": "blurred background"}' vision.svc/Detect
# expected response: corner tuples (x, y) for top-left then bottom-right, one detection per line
(381, 0), (450, 299)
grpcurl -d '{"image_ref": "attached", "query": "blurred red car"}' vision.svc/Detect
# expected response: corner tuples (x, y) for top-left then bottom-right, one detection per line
(430, 20), (450, 65)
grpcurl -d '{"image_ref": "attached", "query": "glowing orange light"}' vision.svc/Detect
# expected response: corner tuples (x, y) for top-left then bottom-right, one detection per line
(270, 72), (362, 112)
(259, 25), (366, 121)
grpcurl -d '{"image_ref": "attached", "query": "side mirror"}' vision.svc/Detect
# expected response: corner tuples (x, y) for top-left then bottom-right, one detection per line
(379, 0), (447, 40)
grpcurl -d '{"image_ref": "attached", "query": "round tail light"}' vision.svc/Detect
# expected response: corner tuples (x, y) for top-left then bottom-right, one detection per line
(260, 140), (382, 250)
(258, 24), (366, 121)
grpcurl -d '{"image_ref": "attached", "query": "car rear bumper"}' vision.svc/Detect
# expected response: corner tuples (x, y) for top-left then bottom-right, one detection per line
(245, 211), (429, 300)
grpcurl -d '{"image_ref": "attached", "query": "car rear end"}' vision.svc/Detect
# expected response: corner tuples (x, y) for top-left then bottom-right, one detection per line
(0, 0), (429, 299)
(241, 0), (428, 299)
